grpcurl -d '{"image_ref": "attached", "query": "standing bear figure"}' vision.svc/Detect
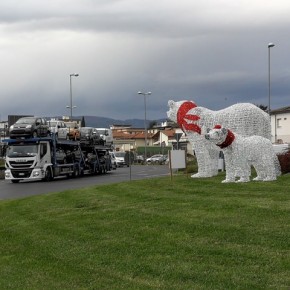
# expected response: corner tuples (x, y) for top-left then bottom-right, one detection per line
(167, 100), (271, 178)
(205, 125), (280, 182)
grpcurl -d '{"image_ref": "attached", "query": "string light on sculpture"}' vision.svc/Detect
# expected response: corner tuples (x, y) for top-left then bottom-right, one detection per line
(167, 100), (272, 179)
(205, 125), (280, 183)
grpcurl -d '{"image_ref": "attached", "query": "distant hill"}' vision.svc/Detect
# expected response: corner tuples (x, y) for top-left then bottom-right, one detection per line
(50, 116), (167, 128)
(83, 116), (166, 128)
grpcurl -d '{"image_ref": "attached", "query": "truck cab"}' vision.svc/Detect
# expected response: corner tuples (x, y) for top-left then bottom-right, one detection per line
(4, 139), (53, 183)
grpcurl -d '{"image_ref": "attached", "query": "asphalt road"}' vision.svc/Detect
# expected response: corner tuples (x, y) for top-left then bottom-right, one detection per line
(0, 165), (170, 200)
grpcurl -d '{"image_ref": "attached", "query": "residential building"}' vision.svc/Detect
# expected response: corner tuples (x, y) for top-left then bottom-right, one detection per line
(111, 125), (156, 152)
(111, 124), (193, 155)
(270, 106), (290, 143)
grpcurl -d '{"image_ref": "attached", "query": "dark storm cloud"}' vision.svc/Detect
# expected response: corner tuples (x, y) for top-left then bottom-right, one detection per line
(0, 0), (290, 121)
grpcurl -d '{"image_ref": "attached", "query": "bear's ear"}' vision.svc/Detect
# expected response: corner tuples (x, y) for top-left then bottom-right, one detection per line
(221, 128), (227, 134)
(214, 124), (222, 129)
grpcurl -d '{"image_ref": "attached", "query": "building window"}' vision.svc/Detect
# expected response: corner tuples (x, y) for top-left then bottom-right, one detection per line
(277, 118), (282, 128)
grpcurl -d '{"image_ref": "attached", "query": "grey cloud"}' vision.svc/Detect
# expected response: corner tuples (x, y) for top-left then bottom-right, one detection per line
(1, 0), (290, 122)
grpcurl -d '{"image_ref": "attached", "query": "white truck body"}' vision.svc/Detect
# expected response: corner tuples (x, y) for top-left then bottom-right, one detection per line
(3, 136), (112, 183)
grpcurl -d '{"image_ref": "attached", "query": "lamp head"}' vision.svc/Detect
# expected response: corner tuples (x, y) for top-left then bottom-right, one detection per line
(138, 91), (152, 95)
(268, 43), (275, 48)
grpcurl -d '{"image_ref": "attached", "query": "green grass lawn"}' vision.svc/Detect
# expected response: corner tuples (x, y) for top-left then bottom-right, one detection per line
(0, 173), (289, 289)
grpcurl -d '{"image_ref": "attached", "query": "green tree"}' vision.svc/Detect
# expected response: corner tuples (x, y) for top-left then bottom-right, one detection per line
(255, 104), (268, 112)
(81, 116), (86, 127)
(148, 120), (157, 129)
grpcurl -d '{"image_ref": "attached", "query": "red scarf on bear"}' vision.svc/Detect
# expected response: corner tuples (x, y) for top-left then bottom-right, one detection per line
(176, 101), (201, 134)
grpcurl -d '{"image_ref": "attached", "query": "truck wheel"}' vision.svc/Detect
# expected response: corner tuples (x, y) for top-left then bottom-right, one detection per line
(44, 168), (53, 181)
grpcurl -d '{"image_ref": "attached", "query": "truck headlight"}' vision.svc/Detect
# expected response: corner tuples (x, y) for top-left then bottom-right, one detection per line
(33, 171), (40, 177)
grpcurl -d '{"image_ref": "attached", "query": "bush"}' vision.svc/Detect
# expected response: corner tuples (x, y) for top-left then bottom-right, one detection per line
(277, 151), (290, 174)
(179, 155), (198, 173)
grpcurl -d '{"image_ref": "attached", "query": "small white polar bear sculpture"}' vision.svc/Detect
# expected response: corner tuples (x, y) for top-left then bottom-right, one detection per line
(167, 100), (271, 179)
(205, 125), (280, 183)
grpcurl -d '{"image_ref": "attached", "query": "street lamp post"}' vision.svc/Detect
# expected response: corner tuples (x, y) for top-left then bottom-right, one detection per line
(67, 73), (79, 120)
(268, 43), (275, 114)
(138, 91), (152, 160)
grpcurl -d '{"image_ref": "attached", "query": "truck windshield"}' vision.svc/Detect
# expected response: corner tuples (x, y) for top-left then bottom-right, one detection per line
(6, 145), (38, 157)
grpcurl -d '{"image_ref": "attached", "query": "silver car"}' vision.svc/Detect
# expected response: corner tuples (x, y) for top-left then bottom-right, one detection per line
(146, 154), (166, 164)
(47, 120), (69, 140)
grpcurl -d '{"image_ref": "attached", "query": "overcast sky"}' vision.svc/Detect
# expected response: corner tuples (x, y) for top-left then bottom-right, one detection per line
(0, 0), (290, 121)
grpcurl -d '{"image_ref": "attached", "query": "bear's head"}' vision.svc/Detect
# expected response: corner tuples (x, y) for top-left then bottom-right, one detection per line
(205, 125), (235, 148)
(167, 100), (202, 134)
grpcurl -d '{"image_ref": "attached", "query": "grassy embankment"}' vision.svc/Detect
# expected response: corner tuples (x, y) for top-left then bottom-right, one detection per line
(0, 171), (289, 289)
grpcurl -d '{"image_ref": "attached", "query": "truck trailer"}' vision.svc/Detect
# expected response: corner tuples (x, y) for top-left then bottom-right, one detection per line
(3, 135), (112, 183)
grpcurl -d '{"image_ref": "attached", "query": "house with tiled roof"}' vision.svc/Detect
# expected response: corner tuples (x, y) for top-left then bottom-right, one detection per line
(111, 124), (192, 155)
(270, 106), (290, 143)
(111, 125), (156, 152)
(151, 128), (188, 150)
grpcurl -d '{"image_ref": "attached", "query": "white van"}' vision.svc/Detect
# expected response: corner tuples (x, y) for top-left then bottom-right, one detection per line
(47, 119), (69, 140)
(96, 128), (113, 146)
(114, 151), (126, 167)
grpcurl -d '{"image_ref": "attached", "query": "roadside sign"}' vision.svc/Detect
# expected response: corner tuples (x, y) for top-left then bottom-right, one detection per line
(174, 133), (183, 142)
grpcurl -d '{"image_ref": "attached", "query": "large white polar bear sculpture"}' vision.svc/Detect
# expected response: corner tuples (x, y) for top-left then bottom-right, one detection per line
(167, 100), (271, 178)
(205, 125), (280, 183)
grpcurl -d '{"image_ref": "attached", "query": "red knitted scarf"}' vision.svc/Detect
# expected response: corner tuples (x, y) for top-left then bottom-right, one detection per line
(217, 129), (235, 148)
(176, 101), (201, 134)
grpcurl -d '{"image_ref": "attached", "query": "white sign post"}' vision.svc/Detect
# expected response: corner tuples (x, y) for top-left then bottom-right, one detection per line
(169, 150), (186, 180)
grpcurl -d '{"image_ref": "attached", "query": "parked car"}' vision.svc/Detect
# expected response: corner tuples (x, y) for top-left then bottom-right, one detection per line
(146, 154), (166, 164)
(136, 155), (145, 163)
(79, 127), (103, 145)
(114, 151), (127, 167)
(114, 151), (134, 167)
(65, 121), (80, 140)
(9, 117), (50, 139)
(47, 119), (69, 140)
